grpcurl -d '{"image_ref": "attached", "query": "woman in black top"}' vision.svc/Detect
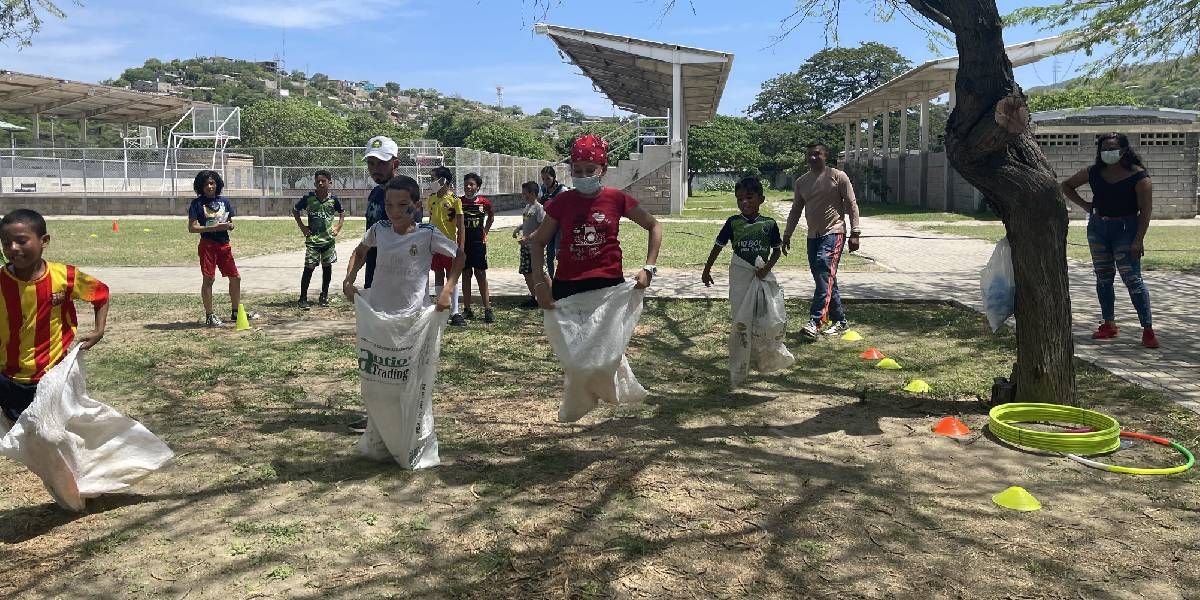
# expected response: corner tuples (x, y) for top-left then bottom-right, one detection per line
(1061, 133), (1158, 348)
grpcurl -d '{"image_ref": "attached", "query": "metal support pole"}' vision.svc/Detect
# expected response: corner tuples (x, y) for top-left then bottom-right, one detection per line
(670, 61), (687, 214)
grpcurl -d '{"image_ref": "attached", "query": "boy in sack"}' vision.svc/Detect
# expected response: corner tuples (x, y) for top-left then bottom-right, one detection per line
(342, 175), (465, 469)
(293, 169), (345, 309)
(702, 177), (794, 385)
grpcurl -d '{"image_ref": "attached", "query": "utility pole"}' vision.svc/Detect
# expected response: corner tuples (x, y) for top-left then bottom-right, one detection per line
(496, 85), (504, 109)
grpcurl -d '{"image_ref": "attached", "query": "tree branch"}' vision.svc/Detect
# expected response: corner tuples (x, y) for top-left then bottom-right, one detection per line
(904, 0), (953, 30)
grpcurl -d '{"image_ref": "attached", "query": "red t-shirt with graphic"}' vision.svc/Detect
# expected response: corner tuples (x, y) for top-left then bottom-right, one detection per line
(545, 187), (639, 281)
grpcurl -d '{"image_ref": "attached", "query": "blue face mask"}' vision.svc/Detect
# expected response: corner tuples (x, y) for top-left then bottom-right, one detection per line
(572, 175), (602, 195)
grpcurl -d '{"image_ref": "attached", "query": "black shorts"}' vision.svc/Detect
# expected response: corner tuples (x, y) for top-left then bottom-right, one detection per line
(0, 372), (39, 422)
(551, 277), (624, 301)
(466, 241), (488, 271)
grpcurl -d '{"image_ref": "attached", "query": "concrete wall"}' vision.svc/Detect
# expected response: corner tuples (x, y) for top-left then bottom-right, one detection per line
(903, 154), (923, 207)
(926, 152), (946, 210)
(624, 161), (672, 215)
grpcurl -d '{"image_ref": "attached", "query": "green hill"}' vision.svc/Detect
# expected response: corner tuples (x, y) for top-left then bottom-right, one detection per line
(1028, 55), (1200, 110)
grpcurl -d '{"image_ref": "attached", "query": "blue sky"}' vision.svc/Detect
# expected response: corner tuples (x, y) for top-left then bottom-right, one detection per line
(0, 0), (1083, 117)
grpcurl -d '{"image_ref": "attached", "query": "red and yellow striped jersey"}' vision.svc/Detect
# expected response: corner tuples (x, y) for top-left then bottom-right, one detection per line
(0, 261), (109, 383)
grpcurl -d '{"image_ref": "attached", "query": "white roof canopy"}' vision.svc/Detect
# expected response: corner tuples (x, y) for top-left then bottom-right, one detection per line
(0, 70), (197, 124)
(823, 34), (1077, 123)
(535, 23), (733, 123)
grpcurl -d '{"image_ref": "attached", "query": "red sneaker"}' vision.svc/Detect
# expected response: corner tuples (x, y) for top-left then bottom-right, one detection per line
(1142, 328), (1160, 349)
(1091, 322), (1119, 339)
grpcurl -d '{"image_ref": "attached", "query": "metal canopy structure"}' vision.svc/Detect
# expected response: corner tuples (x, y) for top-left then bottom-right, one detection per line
(822, 34), (1075, 123)
(535, 23), (734, 213)
(0, 70), (195, 124)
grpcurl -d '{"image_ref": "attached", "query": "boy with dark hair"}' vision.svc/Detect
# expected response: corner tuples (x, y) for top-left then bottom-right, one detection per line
(188, 170), (255, 327)
(293, 169), (345, 309)
(426, 166), (465, 326)
(460, 172), (495, 323)
(539, 165), (568, 278)
(514, 181), (545, 307)
(0, 209), (110, 422)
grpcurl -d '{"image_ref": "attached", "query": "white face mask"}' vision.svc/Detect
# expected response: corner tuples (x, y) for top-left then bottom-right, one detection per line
(572, 175), (602, 195)
(1100, 149), (1122, 165)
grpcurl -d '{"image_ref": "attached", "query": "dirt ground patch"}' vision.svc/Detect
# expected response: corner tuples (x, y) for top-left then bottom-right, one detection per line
(1, 295), (1197, 599)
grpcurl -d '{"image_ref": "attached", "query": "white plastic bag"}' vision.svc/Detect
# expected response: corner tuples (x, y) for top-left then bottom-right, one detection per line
(728, 256), (795, 386)
(980, 237), (1016, 333)
(0, 347), (174, 512)
(354, 292), (445, 469)
(544, 282), (648, 422)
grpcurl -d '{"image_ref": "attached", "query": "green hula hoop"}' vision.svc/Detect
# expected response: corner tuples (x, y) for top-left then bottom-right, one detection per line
(1066, 431), (1195, 476)
(988, 403), (1121, 456)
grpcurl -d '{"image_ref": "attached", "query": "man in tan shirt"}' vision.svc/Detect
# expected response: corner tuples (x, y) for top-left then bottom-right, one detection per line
(783, 142), (861, 339)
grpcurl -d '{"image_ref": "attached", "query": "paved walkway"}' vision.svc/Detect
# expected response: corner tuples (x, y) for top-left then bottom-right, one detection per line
(81, 214), (1200, 413)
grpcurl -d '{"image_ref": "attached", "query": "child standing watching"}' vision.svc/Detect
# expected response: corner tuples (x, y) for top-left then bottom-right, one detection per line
(342, 175), (465, 469)
(293, 169), (345, 309)
(426, 166), (466, 326)
(0, 209), (110, 422)
(514, 181), (545, 308)
(460, 172), (495, 323)
(188, 170), (255, 327)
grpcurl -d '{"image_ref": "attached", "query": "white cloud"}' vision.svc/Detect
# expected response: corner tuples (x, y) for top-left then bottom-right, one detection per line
(0, 37), (130, 82)
(208, 0), (423, 29)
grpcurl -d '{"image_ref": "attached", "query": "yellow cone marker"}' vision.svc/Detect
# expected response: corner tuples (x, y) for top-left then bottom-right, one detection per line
(142, 228), (152, 232)
(903, 379), (930, 393)
(235, 304), (251, 331)
(992, 486), (1041, 512)
(89, 234), (98, 238)
(876, 358), (902, 370)
(840, 330), (863, 341)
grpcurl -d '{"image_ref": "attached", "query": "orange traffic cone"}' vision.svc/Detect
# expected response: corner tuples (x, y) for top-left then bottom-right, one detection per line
(111, 220), (119, 233)
(932, 416), (971, 438)
(860, 347), (884, 360)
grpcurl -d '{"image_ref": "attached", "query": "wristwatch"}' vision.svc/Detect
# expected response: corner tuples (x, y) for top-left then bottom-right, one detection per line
(642, 264), (657, 276)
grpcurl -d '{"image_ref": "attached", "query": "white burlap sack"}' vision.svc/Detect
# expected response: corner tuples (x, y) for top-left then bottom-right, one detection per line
(0, 347), (174, 512)
(544, 282), (647, 422)
(354, 292), (445, 469)
(728, 255), (795, 386)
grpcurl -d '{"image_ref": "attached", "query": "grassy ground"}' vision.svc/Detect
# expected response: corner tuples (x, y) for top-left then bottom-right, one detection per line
(2, 295), (1197, 599)
(930, 224), (1200, 272)
(42, 218), (367, 268)
(678, 190), (791, 221)
(857, 203), (998, 222)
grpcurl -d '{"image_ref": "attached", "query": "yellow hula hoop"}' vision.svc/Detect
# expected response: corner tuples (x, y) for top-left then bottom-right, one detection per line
(987, 403), (1121, 455)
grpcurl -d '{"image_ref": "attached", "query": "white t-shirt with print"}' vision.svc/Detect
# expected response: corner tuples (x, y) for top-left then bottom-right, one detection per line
(360, 222), (457, 313)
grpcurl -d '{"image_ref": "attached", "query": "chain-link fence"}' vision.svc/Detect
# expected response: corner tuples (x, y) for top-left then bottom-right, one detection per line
(0, 143), (565, 197)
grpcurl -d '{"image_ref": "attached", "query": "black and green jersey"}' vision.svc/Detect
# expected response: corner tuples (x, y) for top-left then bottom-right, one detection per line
(294, 192), (344, 247)
(715, 214), (782, 266)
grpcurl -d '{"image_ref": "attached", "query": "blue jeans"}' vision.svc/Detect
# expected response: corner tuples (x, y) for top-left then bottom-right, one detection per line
(807, 233), (846, 324)
(1087, 216), (1152, 328)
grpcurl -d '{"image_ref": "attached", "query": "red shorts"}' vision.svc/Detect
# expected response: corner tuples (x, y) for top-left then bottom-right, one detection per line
(431, 254), (453, 272)
(198, 239), (239, 279)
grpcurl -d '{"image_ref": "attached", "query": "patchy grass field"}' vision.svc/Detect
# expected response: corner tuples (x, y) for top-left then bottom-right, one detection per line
(678, 190), (791, 221)
(857, 203), (998, 222)
(2, 295), (1197, 599)
(930, 224), (1200, 272)
(41, 218), (366, 268)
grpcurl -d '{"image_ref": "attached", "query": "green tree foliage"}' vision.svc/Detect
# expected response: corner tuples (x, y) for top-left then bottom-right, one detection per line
(345, 112), (419, 146)
(464, 121), (556, 160)
(0, 0), (65, 47)
(556, 104), (587, 124)
(426, 110), (499, 147)
(686, 116), (764, 195)
(798, 43), (911, 111)
(241, 100), (350, 186)
(1027, 87), (1140, 112)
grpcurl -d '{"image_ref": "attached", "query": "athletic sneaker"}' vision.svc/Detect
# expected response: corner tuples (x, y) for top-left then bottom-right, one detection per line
(1092, 321), (1119, 339)
(205, 313), (224, 327)
(823, 320), (849, 336)
(318, 293), (330, 307)
(347, 417), (367, 434)
(1142, 328), (1160, 349)
(297, 298), (311, 310)
(449, 313), (467, 327)
(483, 308), (495, 323)
(463, 308), (475, 320)
(231, 309), (261, 322)
(801, 320), (821, 339)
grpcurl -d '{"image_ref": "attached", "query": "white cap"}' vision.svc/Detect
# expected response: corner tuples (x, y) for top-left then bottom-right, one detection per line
(363, 136), (398, 161)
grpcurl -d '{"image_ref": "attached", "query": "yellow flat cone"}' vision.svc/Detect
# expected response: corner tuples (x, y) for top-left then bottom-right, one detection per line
(89, 234), (98, 238)
(142, 228), (152, 232)
(876, 358), (902, 370)
(840, 330), (863, 341)
(904, 379), (930, 393)
(235, 303), (251, 331)
(992, 486), (1041, 512)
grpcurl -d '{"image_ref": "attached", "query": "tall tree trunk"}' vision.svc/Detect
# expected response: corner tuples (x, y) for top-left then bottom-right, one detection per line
(914, 1), (1076, 404)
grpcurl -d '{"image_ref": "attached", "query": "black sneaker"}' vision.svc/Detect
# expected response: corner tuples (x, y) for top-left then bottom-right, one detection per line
(449, 313), (467, 327)
(520, 297), (538, 309)
(348, 418), (367, 434)
(483, 308), (495, 323)
(463, 307), (475, 320)
(318, 293), (330, 307)
(205, 313), (224, 327)
(298, 298), (311, 310)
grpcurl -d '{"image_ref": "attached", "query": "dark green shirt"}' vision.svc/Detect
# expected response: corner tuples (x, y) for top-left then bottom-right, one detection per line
(716, 214), (782, 266)
(294, 192), (344, 247)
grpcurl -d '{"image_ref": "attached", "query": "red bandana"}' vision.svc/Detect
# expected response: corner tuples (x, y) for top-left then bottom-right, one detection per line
(571, 133), (609, 166)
